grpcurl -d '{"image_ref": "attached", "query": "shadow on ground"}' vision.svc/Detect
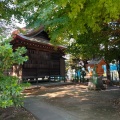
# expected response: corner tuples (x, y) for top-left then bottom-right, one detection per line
(24, 84), (120, 120)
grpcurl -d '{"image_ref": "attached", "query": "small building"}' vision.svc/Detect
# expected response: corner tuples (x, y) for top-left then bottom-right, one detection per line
(86, 58), (106, 76)
(10, 26), (65, 82)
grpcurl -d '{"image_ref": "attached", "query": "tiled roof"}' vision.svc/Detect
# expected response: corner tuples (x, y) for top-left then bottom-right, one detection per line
(18, 34), (52, 45)
(13, 26), (66, 49)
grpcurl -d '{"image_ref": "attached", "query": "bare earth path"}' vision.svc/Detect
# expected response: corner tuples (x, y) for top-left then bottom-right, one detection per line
(24, 84), (120, 120)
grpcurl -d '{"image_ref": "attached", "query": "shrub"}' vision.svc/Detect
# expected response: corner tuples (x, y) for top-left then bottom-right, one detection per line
(0, 37), (29, 108)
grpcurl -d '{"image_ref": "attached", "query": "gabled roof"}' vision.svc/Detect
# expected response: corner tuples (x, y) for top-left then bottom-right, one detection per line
(17, 33), (51, 45)
(25, 26), (44, 37)
(11, 26), (66, 51)
(24, 26), (50, 41)
(87, 58), (106, 65)
(12, 26), (51, 44)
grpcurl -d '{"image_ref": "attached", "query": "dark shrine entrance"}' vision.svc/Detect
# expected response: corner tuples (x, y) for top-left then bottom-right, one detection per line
(11, 26), (65, 82)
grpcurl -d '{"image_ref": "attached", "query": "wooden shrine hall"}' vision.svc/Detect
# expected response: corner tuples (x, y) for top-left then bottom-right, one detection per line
(11, 26), (65, 82)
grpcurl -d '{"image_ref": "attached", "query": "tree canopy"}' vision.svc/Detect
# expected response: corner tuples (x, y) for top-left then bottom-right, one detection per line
(0, 0), (21, 21)
(1, 0), (120, 43)
(0, 0), (120, 60)
(15, 0), (120, 43)
(67, 21), (120, 63)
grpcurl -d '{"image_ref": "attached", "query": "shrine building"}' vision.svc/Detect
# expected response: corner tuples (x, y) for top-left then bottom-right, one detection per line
(86, 58), (106, 76)
(10, 26), (65, 82)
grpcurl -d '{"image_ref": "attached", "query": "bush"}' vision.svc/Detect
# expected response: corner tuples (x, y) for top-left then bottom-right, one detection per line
(0, 74), (30, 108)
(0, 37), (29, 108)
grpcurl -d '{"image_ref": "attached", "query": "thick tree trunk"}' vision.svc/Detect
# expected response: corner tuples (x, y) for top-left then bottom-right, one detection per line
(106, 62), (113, 86)
(106, 63), (110, 80)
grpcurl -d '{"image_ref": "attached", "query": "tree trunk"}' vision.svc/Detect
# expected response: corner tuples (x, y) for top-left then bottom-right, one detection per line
(106, 63), (110, 80)
(106, 62), (113, 86)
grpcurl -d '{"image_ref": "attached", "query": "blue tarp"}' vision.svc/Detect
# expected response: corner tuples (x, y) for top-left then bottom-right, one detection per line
(102, 65), (106, 72)
(110, 64), (117, 71)
(102, 64), (118, 71)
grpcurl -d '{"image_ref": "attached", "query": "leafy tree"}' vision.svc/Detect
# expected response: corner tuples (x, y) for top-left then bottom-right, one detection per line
(0, 37), (28, 108)
(15, 0), (120, 44)
(0, 1), (30, 108)
(67, 21), (120, 81)
(0, 0), (21, 21)
(0, 0), (120, 88)
(0, 0), (24, 35)
(15, 0), (120, 81)
(1, 0), (120, 43)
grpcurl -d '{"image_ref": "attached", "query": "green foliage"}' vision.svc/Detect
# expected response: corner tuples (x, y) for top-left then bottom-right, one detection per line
(0, 0), (21, 21)
(67, 22), (120, 62)
(0, 0), (23, 36)
(0, 37), (29, 108)
(0, 37), (28, 73)
(0, 74), (29, 108)
(15, 0), (120, 44)
(12, 0), (120, 62)
(67, 30), (103, 59)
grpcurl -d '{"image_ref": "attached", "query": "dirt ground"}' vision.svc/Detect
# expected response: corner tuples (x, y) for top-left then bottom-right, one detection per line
(23, 84), (120, 120)
(1, 84), (120, 120)
(0, 106), (36, 120)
